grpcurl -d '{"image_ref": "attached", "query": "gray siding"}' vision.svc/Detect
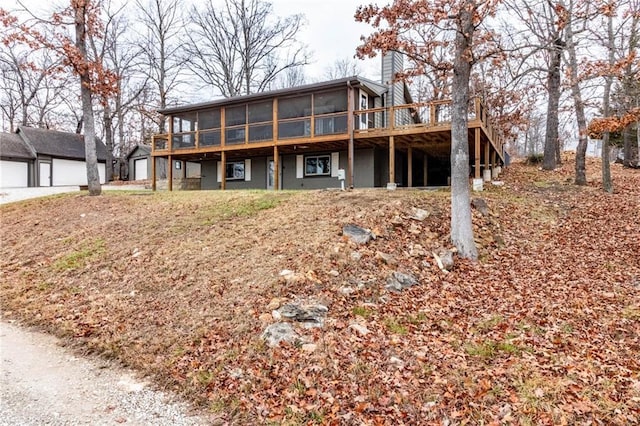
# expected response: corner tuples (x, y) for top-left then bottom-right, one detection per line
(201, 157), (268, 190)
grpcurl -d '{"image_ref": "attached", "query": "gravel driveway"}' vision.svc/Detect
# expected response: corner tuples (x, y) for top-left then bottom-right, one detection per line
(0, 321), (212, 425)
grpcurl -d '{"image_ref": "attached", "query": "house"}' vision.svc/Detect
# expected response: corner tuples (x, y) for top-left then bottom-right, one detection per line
(152, 52), (504, 191)
(0, 126), (107, 188)
(126, 144), (152, 181)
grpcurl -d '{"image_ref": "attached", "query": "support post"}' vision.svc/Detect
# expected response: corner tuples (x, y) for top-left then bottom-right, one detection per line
(168, 155), (173, 191)
(151, 156), (156, 191)
(347, 84), (354, 188)
(388, 135), (396, 188)
(483, 139), (491, 182)
(491, 150), (498, 179)
(220, 151), (226, 190)
(423, 154), (428, 186)
(273, 145), (279, 191)
(407, 146), (413, 188)
(474, 128), (481, 179)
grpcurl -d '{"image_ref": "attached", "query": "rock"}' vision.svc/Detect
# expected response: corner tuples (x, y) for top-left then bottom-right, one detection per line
(328, 270), (340, 277)
(266, 298), (284, 311)
(271, 310), (282, 320)
(471, 198), (490, 216)
(408, 224), (421, 234)
(350, 252), (362, 261)
(349, 323), (370, 336)
(409, 244), (426, 257)
(258, 313), (272, 323)
(339, 286), (355, 295)
(390, 215), (404, 225)
(277, 303), (328, 328)
(375, 251), (397, 265)
(389, 356), (404, 368)
(385, 271), (419, 292)
(433, 248), (455, 271)
(343, 224), (374, 244)
(301, 343), (317, 353)
(410, 207), (430, 221)
(261, 322), (300, 347)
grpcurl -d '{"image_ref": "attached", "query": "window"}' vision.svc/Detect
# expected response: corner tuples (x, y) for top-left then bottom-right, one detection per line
(225, 105), (246, 126)
(172, 112), (197, 133)
(305, 155), (330, 176)
(198, 109), (220, 129)
(225, 162), (245, 180)
(278, 95), (311, 119)
(248, 101), (272, 123)
(314, 90), (347, 114)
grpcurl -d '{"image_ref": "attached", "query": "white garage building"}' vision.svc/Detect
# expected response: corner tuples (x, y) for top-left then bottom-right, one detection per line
(0, 126), (107, 188)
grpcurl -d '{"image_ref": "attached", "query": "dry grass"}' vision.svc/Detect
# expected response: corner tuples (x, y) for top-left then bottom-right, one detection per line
(1, 157), (639, 425)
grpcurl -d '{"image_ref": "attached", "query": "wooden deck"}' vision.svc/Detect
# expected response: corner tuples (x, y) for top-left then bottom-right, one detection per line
(152, 98), (504, 190)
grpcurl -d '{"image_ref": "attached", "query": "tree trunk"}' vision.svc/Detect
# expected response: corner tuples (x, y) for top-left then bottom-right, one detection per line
(75, 3), (101, 196)
(543, 38), (563, 171)
(104, 106), (114, 182)
(450, 2), (477, 260)
(601, 13), (614, 193)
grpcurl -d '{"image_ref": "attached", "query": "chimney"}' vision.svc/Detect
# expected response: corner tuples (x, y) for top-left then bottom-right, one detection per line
(381, 51), (404, 107)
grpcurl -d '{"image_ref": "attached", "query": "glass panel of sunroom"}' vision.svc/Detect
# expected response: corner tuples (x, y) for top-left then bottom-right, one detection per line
(248, 101), (273, 123)
(278, 95), (311, 119)
(225, 105), (246, 126)
(199, 109), (221, 129)
(313, 89), (348, 114)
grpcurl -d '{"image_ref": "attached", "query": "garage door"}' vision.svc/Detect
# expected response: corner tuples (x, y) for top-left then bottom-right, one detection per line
(0, 160), (29, 188)
(134, 158), (147, 180)
(52, 159), (106, 186)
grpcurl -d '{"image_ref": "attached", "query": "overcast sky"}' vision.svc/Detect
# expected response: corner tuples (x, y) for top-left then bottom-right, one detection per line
(3, 0), (382, 83)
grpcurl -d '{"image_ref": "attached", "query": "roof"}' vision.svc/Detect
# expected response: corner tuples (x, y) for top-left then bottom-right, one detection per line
(17, 126), (108, 162)
(158, 76), (390, 115)
(0, 131), (35, 160)
(126, 144), (152, 159)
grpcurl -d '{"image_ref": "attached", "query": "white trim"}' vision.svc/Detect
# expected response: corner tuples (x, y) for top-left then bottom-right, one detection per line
(296, 155), (303, 179)
(331, 152), (339, 177)
(216, 161), (222, 182)
(244, 159), (251, 181)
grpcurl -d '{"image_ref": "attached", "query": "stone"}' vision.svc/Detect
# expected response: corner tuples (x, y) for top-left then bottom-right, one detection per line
(271, 310), (282, 320)
(471, 198), (490, 216)
(277, 303), (328, 328)
(301, 343), (317, 353)
(389, 356), (404, 368)
(343, 224), (374, 244)
(350, 252), (362, 261)
(266, 298), (284, 311)
(433, 248), (455, 272)
(375, 251), (397, 265)
(409, 244), (426, 258)
(258, 313), (272, 322)
(328, 270), (340, 277)
(409, 207), (430, 221)
(408, 224), (421, 234)
(385, 271), (419, 292)
(261, 322), (300, 347)
(349, 323), (370, 336)
(390, 215), (404, 225)
(339, 286), (355, 295)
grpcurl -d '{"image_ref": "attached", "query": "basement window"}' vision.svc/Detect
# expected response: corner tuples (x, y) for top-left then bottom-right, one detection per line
(225, 162), (245, 180)
(305, 155), (330, 176)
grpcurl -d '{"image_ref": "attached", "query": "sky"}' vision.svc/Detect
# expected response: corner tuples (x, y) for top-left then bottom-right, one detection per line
(3, 0), (382, 83)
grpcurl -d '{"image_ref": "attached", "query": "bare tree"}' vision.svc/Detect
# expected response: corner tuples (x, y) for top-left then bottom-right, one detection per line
(323, 57), (362, 80)
(185, 0), (309, 97)
(136, 0), (186, 131)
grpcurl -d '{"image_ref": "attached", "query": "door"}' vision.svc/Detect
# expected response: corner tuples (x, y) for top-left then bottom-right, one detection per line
(0, 160), (28, 187)
(267, 157), (282, 190)
(359, 90), (369, 129)
(39, 162), (51, 187)
(134, 158), (148, 180)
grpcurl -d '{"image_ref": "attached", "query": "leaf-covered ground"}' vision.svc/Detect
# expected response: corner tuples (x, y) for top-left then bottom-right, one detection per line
(1, 156), (639, 425)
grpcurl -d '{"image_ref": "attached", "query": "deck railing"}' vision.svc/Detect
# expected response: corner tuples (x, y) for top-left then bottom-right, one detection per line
(153, 98), (503, 158)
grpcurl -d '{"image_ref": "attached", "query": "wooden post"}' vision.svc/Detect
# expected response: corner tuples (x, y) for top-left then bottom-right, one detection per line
(389, 135), (395, 184)
(423, 154), (428, 186)
(407, 146), (413, 188)
(484, 138), (490, 181)
(347, 85), (354, 188)
(168, 155), (173, 191)
(273, 145), (279, 191)
(220, 151), (226, 190)
(151, 155), (156, 191)
(220, 108), (226, 147)
(474, 128), (481, 179)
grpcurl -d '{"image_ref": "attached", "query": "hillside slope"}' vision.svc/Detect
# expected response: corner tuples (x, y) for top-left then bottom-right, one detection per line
(1, 158), (639, 425)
